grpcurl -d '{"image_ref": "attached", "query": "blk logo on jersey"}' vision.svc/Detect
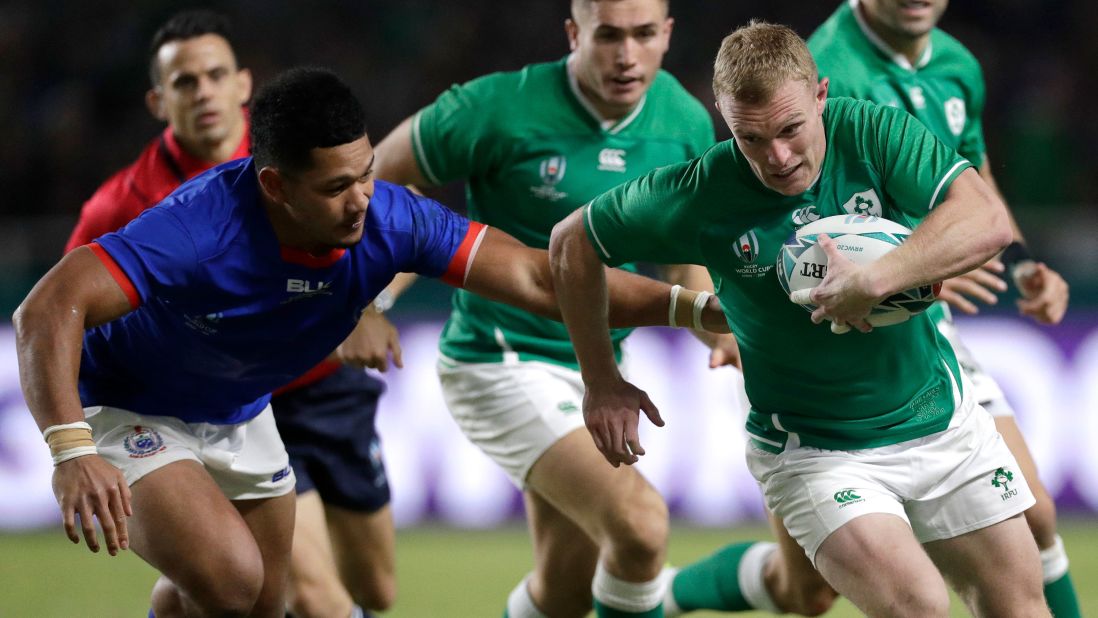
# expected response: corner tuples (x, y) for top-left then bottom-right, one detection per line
(944, 97), (966, 136)
(287, 279), (331, 294)
(842, 189), (882, 217)
(597, 148), (627, 173)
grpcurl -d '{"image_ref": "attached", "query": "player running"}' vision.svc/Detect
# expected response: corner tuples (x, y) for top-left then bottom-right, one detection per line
(551, 22), (1050, 617)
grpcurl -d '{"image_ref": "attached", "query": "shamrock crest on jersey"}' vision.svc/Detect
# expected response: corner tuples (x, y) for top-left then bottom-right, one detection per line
(842, 189), (882, 217)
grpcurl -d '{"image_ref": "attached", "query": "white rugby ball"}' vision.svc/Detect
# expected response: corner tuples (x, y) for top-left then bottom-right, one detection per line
(776, 214), (940, 327)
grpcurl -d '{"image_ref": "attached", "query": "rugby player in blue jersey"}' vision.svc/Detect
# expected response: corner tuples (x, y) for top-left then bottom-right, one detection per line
(15, 67), (727, 618)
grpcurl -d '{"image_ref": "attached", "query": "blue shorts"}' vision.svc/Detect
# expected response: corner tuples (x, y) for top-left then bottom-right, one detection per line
(270, 366), (390, 512)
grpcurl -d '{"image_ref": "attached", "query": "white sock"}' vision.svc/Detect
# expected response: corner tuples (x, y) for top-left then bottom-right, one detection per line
(739, 541), (781, 614)
(592, 562), (664, 613)
(506, 574), (547, 618)
(349, 604), (366, 618)
(1039, 534), (1070, 583)
(661, 566), (683, 617)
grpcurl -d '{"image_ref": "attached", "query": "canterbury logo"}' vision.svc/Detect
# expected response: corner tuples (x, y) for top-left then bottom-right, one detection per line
(833, 489), (862, 503)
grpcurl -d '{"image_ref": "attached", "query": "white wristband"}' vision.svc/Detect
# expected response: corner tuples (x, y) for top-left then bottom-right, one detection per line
(42, 421), (92, 441)
(668, 285), (684, 328)
(692, 291), (712, 331)
(53, 446), (99, 466)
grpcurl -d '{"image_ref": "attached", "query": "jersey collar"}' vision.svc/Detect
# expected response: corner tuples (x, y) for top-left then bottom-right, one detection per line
(849, 0), (933, 72)
(565, 54), (647, 135)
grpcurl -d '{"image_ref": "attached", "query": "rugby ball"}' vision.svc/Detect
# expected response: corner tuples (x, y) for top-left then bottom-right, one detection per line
(776, 214), (940, 327)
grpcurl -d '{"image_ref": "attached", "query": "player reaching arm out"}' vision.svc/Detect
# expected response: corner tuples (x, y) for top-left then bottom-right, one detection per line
(14, 247), (137, 555)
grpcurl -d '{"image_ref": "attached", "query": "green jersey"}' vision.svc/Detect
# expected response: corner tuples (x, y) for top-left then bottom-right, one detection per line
(585, 97), (969, 451)
(413, 57), (714, 368)
(809, 0), (988, 324)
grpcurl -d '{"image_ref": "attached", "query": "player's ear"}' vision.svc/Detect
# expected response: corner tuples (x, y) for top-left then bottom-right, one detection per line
(816, 77), (829, 114)
(257, 166), (288, 205)
(145, 88), (166, 122)
(565, 18), (580, 51)
(235, 68), (253, 105)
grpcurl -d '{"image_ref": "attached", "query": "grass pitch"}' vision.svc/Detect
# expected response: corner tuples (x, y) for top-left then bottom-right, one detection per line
(2, 522), (1096, 616)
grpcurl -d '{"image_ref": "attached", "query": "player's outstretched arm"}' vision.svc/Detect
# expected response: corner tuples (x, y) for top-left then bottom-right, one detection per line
(461, 226), (727, 332)
(14, 247), (135, 555)
(373, 115), (432, 189)
(548, 209), (667, 467)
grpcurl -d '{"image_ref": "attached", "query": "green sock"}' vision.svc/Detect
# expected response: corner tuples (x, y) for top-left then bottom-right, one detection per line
(593, 599), (663, 617)
(670, 541), (760, 612)
(1044, 571), (1081, 618)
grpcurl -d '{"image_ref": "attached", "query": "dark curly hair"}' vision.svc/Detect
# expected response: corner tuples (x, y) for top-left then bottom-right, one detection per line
(148, 10), (235, 86)
(249, 67), (367, 174)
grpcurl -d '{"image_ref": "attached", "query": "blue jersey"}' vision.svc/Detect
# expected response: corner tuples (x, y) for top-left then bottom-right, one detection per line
(80, 158), (482, 424)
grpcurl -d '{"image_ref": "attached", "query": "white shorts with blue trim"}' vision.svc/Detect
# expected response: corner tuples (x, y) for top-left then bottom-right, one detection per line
(85, 404), (295, 501)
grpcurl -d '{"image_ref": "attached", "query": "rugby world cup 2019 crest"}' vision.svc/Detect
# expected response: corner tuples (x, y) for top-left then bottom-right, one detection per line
(124, 425), (166, 458)
(731, 229), (772, 279)
(733, 231), (759, 264)
(530, 155), (569, 201)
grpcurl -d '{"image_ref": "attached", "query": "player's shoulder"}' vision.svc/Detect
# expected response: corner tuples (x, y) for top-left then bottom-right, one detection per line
(823, 96), (910, 137)
(928, 27), (984, 77)
(648, 69), (708, 117)
(153, 158), (256, 236)
(807, 1), (858, 55)
(449, 58), (566, 107)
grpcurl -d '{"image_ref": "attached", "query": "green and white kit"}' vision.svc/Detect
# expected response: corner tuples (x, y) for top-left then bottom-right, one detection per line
(810, 0), (1015, 416)
(414, 56), (713, 484)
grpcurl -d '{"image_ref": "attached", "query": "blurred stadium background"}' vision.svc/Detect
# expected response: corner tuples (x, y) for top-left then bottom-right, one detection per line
(1, 1), (1096, 615)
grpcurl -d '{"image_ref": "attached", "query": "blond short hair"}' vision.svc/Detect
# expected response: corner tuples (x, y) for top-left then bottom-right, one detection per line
(712, 21), (818, 104)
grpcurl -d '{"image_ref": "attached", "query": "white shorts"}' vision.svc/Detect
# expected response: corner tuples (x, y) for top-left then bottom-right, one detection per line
(437, 357), (587, 488)
(937, 315), (1016, 417)
(746, 378), (1035, 566)
(85, 405), (296, 501)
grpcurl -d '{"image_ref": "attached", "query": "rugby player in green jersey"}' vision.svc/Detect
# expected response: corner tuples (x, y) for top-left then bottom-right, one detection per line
(551, 22), (1051, 617)
(373, 1), (754, 616)
(808, 2), (1078, 615)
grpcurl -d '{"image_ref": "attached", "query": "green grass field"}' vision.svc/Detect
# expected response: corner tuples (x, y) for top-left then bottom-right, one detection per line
(2, 521), (1096, 617)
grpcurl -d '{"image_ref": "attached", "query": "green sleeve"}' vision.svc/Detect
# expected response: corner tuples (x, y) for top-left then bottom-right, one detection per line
(956, 63), (987, 168)
(867, 104), (973, 218)
(410, 76), (503, 185)
(584, 161), (705, 267)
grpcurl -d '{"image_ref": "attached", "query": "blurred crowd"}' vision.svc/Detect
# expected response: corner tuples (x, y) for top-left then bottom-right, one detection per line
(1, 0), (1096, 302)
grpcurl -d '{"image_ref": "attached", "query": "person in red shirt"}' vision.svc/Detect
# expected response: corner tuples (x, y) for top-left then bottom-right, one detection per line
(67, 11), (400, 618)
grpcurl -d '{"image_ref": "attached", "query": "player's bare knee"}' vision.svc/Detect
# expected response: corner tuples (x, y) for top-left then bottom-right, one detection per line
(605, 495), (668, 567)
(192, 554), (265, 616)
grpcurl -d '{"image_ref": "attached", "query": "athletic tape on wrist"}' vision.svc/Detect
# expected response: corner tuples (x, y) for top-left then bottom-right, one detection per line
(1001, 241), (1037, 289)
(692, 291), (711, 331)
(668, 285), (683, 328)
(43, 421), (97, 466)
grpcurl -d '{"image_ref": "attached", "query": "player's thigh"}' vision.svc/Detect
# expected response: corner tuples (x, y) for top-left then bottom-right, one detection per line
(233, 490), (297, 618)
(289, 490), (342, 584)
(816, 513), (950, 618)
(127, 460), (264, 597)
(924, 513), (1047, 617)
(526, 428), (667, 548)
(438, 360), (588, 488)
